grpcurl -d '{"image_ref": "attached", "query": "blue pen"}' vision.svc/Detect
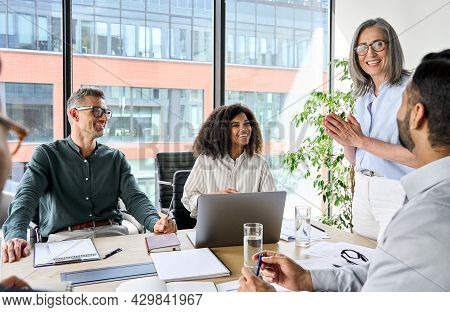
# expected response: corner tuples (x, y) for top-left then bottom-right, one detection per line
(255, 253), (263, 277)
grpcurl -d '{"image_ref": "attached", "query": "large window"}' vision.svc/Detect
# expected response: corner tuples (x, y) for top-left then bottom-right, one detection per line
(1, 0), (327, 69)
(0, 0), (62, 193)
(225, 90), (285, 141)
(0, 0), (330, 210)
(72, 0), (213, 205)
(3, 82), (53, 142)
(84, 85), (203, 143)
(226, 0), (330, 218)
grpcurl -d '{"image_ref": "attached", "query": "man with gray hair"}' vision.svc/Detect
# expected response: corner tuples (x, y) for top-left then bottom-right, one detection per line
(2, 87), (176, 263)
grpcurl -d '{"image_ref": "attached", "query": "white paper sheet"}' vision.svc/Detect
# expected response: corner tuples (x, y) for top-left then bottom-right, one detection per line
(300, 242), (376, 262)
(216, 279), (291, 292)
(295, 257), (348, 270)
(280, 219), (330, 241)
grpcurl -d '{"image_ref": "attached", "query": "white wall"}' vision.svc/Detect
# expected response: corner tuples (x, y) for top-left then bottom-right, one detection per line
(334, 0), (450, 70)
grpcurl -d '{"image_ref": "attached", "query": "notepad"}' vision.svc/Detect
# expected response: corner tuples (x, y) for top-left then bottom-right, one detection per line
(151, 248), (230, 282)
(116, 276), (217, 292)
(34, 238), (101, 267)
(145, 233), (181, 253)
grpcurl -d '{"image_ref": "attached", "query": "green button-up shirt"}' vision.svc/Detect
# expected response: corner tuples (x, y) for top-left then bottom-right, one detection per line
(2, 136), (160, 241)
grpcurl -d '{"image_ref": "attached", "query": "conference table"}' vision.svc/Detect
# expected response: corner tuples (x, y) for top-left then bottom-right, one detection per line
(0, 222), (376, 292)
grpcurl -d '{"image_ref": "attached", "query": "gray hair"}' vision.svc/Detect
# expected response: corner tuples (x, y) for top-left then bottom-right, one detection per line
(67, 87), (105, 111)
(349, 18), (410, 97)
(66, 87), (105, 124)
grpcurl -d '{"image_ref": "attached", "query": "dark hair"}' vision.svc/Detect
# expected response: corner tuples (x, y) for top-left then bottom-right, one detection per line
(409, 49), (450, 148)
(193, 103), (262, 158)
(349, 18), (410, 96)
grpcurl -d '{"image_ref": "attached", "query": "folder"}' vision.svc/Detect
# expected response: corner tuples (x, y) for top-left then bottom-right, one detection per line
(61, 262), (157, 286)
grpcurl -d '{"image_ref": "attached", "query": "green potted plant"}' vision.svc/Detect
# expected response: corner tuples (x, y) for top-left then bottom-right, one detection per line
(283, 59), (356, 230)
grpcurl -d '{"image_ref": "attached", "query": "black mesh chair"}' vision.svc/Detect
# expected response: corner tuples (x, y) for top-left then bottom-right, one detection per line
(155, 152), (196, 230)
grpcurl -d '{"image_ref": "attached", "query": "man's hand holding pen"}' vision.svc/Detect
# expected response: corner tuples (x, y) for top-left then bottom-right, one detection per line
(153, 212), (177, 234)
(237, 250), (314, 292)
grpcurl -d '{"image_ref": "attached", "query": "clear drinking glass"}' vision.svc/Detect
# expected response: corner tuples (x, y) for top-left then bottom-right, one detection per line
(243, 223), (263, 271)
(295, 206), (311, 247)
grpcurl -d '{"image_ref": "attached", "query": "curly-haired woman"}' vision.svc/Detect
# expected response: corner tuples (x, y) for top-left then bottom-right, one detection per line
(181, 103), (276, 218)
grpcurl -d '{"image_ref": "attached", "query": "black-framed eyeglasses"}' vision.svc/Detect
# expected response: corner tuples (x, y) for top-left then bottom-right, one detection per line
(354, 40), (389, 56)
(0, 114), (29, 156)
(341, 249), (368, 265)
(75, 106), (112, 120)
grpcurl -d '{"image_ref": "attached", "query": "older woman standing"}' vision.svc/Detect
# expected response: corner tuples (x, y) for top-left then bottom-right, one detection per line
(182, 103), (276, 218)
(323, 18), (417, 241)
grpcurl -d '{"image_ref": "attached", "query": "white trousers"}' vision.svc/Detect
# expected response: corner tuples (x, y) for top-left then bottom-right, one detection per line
(352, 172), (406, 241)
(47, 224), (129, 242)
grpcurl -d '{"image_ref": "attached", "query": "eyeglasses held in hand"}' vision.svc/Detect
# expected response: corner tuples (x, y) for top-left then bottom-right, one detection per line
(0, 115), (29, 156)
(354, 40), (389, 56)
(341, 249), (368, 265)
(75, 106), (112, 120)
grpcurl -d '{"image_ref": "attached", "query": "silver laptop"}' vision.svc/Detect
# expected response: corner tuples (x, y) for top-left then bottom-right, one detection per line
(187, 191), (286, 248)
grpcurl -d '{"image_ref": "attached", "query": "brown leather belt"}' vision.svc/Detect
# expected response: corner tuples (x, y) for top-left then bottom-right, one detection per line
(66, 219), (118, 232)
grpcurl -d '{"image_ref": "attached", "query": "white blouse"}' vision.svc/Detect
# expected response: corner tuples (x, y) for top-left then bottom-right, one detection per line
(181, 152), (276, 218)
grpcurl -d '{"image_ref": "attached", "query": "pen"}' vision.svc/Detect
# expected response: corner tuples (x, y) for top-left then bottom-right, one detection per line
(103, 248), (122, 259)
(311, 224), (325, 232)
(255, 253), (263, 277)
(53, 259), (83, 265)
(144, 236), (151, 254)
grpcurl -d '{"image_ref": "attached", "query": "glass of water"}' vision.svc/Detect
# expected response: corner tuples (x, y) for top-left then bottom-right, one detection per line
(243, 223), (263, 272)
(295, 205), (311, 247)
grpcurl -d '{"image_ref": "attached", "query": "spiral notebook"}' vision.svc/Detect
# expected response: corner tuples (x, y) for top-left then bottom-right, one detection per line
(34, 238), (101, 268)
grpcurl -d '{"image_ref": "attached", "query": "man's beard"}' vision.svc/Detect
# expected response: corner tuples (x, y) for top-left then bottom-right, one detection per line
(92, 124), (105, 139)
(397, 109), (415, 152)
(93, 129), (104, 139)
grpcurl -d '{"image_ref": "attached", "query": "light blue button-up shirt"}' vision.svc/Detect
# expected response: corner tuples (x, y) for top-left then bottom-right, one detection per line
(354, 76), (414, 180)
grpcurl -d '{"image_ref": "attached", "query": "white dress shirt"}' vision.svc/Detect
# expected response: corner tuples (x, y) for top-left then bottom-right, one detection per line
(181, 152), (276, 218)
(310, 156), (450, 291)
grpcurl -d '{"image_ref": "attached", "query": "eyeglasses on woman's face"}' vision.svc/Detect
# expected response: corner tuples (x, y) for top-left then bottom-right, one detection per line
(0, 115), (28, 156)
(354, 40), (389, 56)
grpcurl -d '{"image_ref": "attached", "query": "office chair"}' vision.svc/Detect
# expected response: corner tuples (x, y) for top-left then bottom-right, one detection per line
(27, 200), (145, 244)
(0, 191), (41, 244)
(0, 191), (14, 241)
(155, 152), (196, 230)
(170, 170), (197, 229)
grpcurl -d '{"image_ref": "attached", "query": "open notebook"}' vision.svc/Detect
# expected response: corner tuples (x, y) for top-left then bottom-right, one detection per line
(116, 277), (291, 292)
(116, 276), (217, 292)
(151, 248), (230, 282)
(34, 238), (101, 267)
